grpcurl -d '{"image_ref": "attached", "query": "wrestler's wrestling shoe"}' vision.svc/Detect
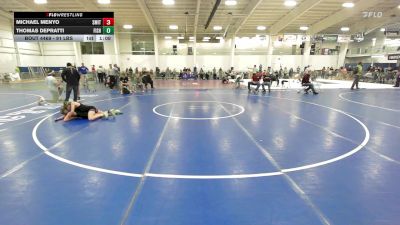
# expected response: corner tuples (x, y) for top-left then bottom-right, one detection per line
(108, 109), (123, 117)
(103, 111), (109, 119)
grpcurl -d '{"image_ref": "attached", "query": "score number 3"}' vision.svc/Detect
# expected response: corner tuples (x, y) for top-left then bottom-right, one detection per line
(102, 18), (114, 26)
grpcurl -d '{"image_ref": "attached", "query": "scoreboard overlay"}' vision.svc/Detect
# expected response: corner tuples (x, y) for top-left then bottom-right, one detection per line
(14, 12), (114, 42)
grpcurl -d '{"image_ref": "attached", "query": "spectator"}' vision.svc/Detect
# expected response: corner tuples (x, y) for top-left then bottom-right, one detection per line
(120, 74), (133, 94)
(128, 67), (133, 77)
(289, 67), (294, 78)
(77, 63), (89, 100)
(218, 68), (223, 79)
(142, 70), (154, 89)
(155, 67), (160, 78)
(91, 65), (97, 82)
(261, 71), (272, 93)
(78, 63), (89, 76)
(322, 67), (326, 79)
(351, 62), (363, 90)
(252, 65), (257, 73)
(213, 67), (217, 80)
(97, 65), (105, 83)
(193, 66), (198, 79)
(199, 68), (204, 80)
(166, 67), (171, 79)
(274, 71), (280, 87)
(135, 67), (139, 77)
(393, 70), (400, 87)
(113, 64), (120, 87)
(248, 73), (262, 93)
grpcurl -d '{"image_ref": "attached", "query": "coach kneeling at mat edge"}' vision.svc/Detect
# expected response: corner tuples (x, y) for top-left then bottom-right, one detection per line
(61, 62), (80, 102)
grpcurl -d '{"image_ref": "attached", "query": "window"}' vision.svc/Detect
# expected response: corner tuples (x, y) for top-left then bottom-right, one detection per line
(80, 42), (104, 54)
(132, 35), (155, 55)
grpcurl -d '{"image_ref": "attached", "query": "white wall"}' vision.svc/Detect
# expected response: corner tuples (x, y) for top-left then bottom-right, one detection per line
(116, 54), (339, 71)
(0, 15), (343, 74)
(197, 55), (231, 70)
(309, 55), (340, 69)
(122, 55), (156, 70)
(42, 42), (75, 56)
(159, 38), (196, 55)
(19, 55), (43, 66)
(345, 56), (398, 65)
(271, 55), (302, 70)
(0, 16), (17, 73)
(81, 55), (116, 67)
(119, 35), (132, 54)
(234, 55), (267, 71)
(42, 56), (76, 67)
(41, 42), (75, 66)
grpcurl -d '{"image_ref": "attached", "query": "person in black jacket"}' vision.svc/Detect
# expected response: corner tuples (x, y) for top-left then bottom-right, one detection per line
(61, 62), (80, 102)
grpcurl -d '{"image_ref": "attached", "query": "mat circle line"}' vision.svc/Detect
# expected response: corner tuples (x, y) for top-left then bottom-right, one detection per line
(339, 91), (400, 112)
(0, 93), (44, 113)
(32, 94), (370, 179)
(153, 101), (245, 120)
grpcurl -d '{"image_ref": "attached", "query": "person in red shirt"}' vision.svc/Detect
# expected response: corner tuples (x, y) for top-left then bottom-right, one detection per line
(248, 72), (262, 92)
(301, 72), (318, 95)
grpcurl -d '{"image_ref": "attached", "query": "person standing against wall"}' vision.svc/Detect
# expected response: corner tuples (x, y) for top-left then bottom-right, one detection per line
(218, 67), (223, 80)
(289, 67), (294, 78)
(97, 65), (105, 84)
(351, 62), (363, 90)
(393, 70), (400, 87)
(213, 67), (217, 80)
(113, 64), (120, 87)
(61, 62), (80, 102)
(78, 63), (89, 100)
(91, 65), (97, 82)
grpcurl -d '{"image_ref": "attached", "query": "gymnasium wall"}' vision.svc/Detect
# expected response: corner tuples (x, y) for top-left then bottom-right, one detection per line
(0, 14), (341, 73)
(0, 16), (17, 73)
(121, 55), (338, 71)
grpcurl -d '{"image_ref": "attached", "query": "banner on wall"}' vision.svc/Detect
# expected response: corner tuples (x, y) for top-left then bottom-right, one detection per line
(388, 54), (400, 60)
(297, 35), (310, 42)
(323, 35), (337, 41)
(385, 31), (400, 38)
(337, 35), (351, 43)
(283, 34), (297, 42)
